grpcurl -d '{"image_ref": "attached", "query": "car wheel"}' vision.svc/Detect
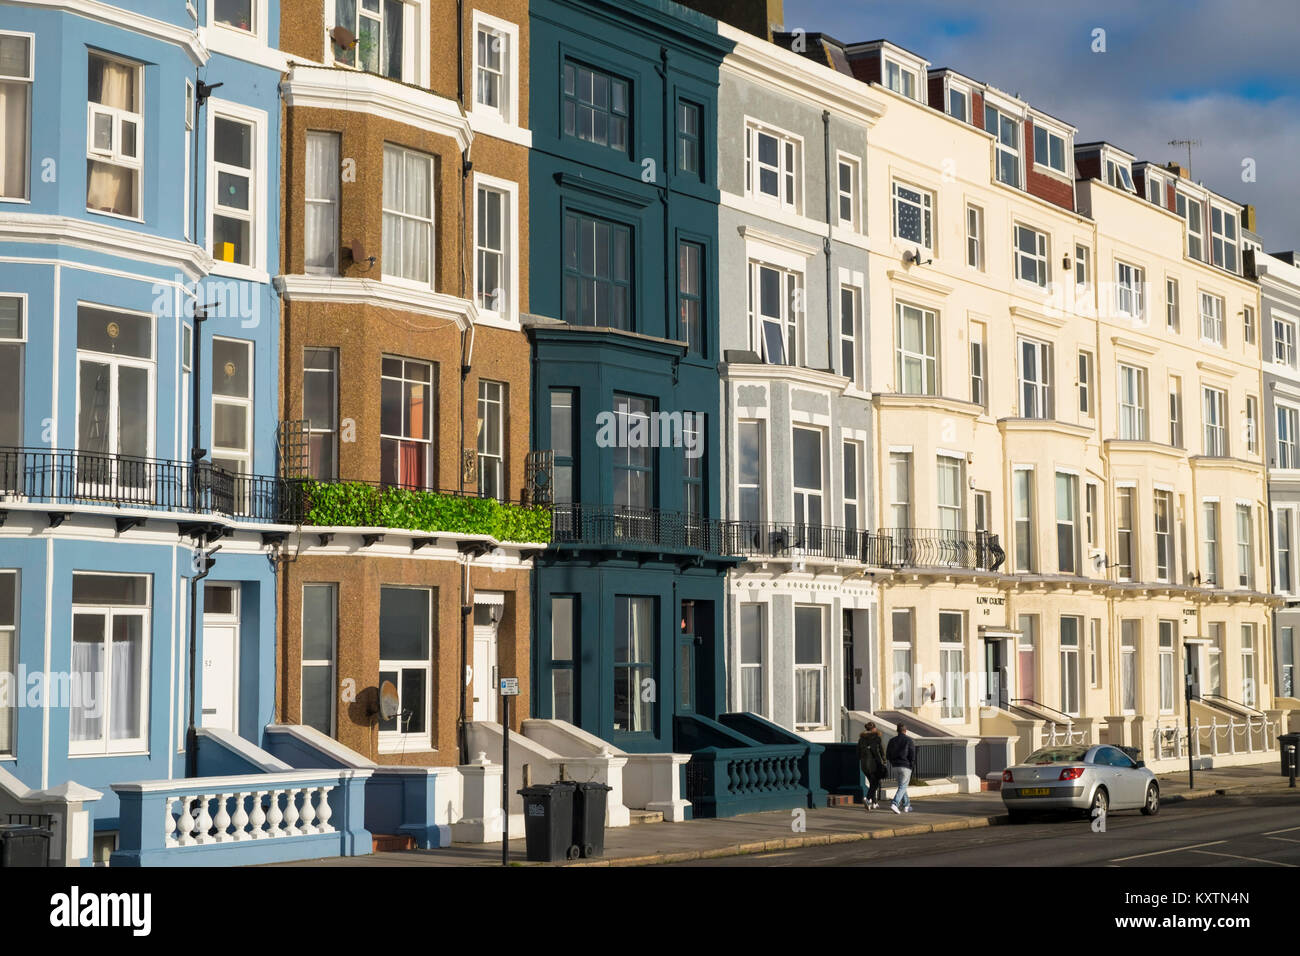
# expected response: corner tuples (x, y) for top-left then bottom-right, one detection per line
(1087, 786), (1109, 820)
(1141, 783), (1160, 816)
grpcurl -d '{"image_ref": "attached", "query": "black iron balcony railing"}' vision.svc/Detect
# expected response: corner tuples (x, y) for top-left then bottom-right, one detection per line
(727, 521), (1005, 572)
(725, 521), (893, 565)
(876, 527), (1005, 572)
(0, 446), (289, 523)
(550, 503), (730, 553)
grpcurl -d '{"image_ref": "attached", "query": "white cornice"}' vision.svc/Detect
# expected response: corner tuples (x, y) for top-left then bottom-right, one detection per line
(1010, 304), (1070, 330)
(283, 66), (472, 152)
(275, 274), (476, 331)
(719, 23), (887, 128)
(1196, 358), (1239, 379)
(737, 224), (821, 259)
(1110, 334), (1160, 356)
(11, 0), (208, 65)
(886, 268), (954, 297)
(0, 213), (212, 280)
(723, 362), (851, 393)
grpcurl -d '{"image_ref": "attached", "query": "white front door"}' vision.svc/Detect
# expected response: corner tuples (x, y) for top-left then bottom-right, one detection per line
(202, 622), (238, 732)
(472, 614), (499, 723)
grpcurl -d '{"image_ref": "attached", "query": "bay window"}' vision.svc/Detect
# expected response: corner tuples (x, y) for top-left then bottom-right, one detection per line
(301, 584), (337, 736)
(76, 305), (154, 487)
(211, 337), (253, 477)
(477, 379), (505, 500)
(613, 596), (654, 733)
(1, 33), (32, 200)
(334, 0), (406, 80)
(564, 212), (631, 330)
(209, 111), (258, 267)
(86, 51), (142, 218)
(303, 347), (338, 480)
(382, 144), (434, 284)
(380, 356), (433, 489)
(305, 131), (340, 274)
(1060, 616), (1080, 716)
(939, 612), (965, 719)
(794, 605), (826, 729)
(739, 603), (765, 716)
(378, 586), (431, 750)
(0, 295), (22, 448)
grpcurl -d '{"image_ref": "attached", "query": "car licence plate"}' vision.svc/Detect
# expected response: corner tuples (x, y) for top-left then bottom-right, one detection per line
(1019, 787), (1050, 797)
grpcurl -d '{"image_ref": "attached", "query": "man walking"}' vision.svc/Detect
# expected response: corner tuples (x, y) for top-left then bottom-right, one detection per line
(886, 722), (916, 814)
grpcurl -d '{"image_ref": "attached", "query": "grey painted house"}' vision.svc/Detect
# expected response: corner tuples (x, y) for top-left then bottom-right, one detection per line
(1254, 240), (1300, 703)
(713, 23), (887, 742)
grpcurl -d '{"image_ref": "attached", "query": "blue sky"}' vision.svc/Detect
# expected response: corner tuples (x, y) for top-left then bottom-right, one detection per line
(786, 0), (1300, 251)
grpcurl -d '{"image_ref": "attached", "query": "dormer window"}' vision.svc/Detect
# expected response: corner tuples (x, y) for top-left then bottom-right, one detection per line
(1105, 158), (1134, 192)
(1032, 123), (1068, 175)
(1211, 205), (1240, 273)
(1176, 192), (1205, 261)
(884, 59), (918, 99)
(1145, 169), (1165, 206)
(984, 104), (1021, 188)
(947, 84), (970, 123)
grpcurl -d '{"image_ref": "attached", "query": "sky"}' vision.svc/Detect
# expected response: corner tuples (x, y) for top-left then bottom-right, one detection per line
(786, 0), (1300, 252)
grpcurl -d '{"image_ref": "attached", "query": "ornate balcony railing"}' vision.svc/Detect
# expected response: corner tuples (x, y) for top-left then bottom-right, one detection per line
(725, 522), (1004, 571)
(550, 504), (729, 553)
(0, 446), (286, 523)
(875, 527), (1005, 572)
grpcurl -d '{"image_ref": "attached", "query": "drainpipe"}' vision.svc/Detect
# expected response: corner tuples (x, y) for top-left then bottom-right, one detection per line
(185, 543), (219, 778)
(822, 110), (835, 374)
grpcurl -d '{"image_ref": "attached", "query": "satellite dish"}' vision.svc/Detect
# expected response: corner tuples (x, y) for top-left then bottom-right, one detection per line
(330, 25), (357, 50)
(378, 680), (400, 721)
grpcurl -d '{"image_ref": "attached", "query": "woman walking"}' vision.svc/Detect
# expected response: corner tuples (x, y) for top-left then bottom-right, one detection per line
(857, 721), (888, 809)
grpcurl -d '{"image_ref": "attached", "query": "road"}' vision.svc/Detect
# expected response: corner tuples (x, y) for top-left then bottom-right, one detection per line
(658, 792), (1300, 867)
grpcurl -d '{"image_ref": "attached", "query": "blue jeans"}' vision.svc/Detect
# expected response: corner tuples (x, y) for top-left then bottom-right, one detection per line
(891, 767), (912, 809)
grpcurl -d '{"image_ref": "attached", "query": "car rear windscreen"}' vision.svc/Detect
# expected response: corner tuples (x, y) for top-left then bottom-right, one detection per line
(1023, 746), (1090, 765)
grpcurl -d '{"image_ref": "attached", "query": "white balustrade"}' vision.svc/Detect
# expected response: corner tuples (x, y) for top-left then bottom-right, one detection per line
(162, 783), (337, 848)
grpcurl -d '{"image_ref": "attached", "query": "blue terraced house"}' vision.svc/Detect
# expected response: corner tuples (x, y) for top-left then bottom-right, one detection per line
(0, 1), (369, 866)
(528, 0), (823, 817)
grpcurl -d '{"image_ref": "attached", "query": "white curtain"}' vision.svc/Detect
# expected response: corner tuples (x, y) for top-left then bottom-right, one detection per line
(70, 619), (103, 743)
(0, 80), (27, 199)
(403, 153), (430, 282)
(87, 59), (134, 215)
(305, 133), (339, 270)
(110, 615), (142, 741)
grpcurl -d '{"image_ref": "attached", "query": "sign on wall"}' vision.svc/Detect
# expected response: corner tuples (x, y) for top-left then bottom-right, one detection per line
(975, 593), (1007, 628)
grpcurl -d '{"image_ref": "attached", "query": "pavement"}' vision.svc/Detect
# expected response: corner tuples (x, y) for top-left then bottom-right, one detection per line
(275, 763), (1297, 868)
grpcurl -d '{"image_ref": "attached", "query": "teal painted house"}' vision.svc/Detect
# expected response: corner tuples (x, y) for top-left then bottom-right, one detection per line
(527, 0), (736, 754)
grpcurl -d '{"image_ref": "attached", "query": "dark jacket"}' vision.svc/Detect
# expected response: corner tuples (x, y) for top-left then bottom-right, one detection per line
(857, 730), (887, 777)
(886, 732), (916, 771)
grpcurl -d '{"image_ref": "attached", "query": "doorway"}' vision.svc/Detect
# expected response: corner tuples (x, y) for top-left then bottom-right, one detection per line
(472, 595), (502, 722)
(201, 583), (239, 734)
(1185, 642), (1203, 697)
(842, 610), (855, 712)
(677, 600), (698, 714)
(984, 638), (1009, 709)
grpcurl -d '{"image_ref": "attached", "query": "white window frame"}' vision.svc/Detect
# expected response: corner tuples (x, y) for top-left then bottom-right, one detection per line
(793, 605), (827, 730)
(208, 0), (267, 38)
(86, 50), (143, 220)
(1114, 260), (1145, 321)
(738, 602), (767, 717)
(1278, 403), (1300, 470)
(0, 293), (25, 450)
(838, 282), (862, 386)
(211, 336), (254, 477)
(1013, 466), (1035, 573)
(966, 203), (984, 271)
(1074, 243), (1090, 290)
(303, 346), (338, 480)
(0, 31), (33, 202)
(1202, 386), (1227, 457)
(938, 611), (965, 720)
(473, 172), (519, 323)
(1078, 349), (1094, 418)
(1055, 471), (1078, 574)
(1275, 315), (1298, 368)
(883, 58), (918, 99)
(1120, 620), (1139, 714)
(377, 586), (433, 753)
(895, 301), (937, 396)
(1153, 488), (1173, 583)
(1277, 508), (1294, 594)
(75, 304), (156, 469)
(745, 119), (802, 212)
(1032, 122), (1068, 176)
(945, 79), (971, 123)
(1060, 616), (1081, 717)
(206, 99), (268, 278)
(1117, 363), (1147, 441)
(749, 259), (803, 367)
(1178, 191), (1205, 261)
(985, 102), (1021, 189)
(889, 450), (912, 530)
(1203, 500), (1220, 586)
(0, 569), (16, 756)
(301, 583), (338, 737)
(1246, 394), (1259, 455)
(892, 180), (933, 251)
(1116, 485), (1137, 581)
(736, 420), (766, 526)
(1146, 169), (1165, 206)
(970, 323), (987, 409)
(1013, 223), (1049, 288)
(1243, 305), (1256, 346)
(304, 130), (340, 275)
(327, 0), (423, 84)
(843, 439), (862, 538)
(836, 153), (861, 232)
(1210, 204), (1240, 274)
(477, 378), (505, 500)
(1105, 157), (1135, 192)
(470, 10), (520, 129)
(1158, 621), (1176, 715)
(1166, 277), (1180, 332)
(1241, 624), (1257, 707)
(69, 573), (151, 756)
(1237, 502), (1253, 589)
(382, 142), (436, 287)
(1018, 336), (1053, 420)
(1169, 374), (1184, 449)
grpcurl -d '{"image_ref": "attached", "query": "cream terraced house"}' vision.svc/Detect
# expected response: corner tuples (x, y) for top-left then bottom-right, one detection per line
(857, 52), (1284, 765)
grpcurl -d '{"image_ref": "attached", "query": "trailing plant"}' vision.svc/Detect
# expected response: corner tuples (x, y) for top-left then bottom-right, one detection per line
(300, 481), (551, 544)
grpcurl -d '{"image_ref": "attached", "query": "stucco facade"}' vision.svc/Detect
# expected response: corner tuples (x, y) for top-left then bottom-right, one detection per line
(713, 25), (883, 743)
